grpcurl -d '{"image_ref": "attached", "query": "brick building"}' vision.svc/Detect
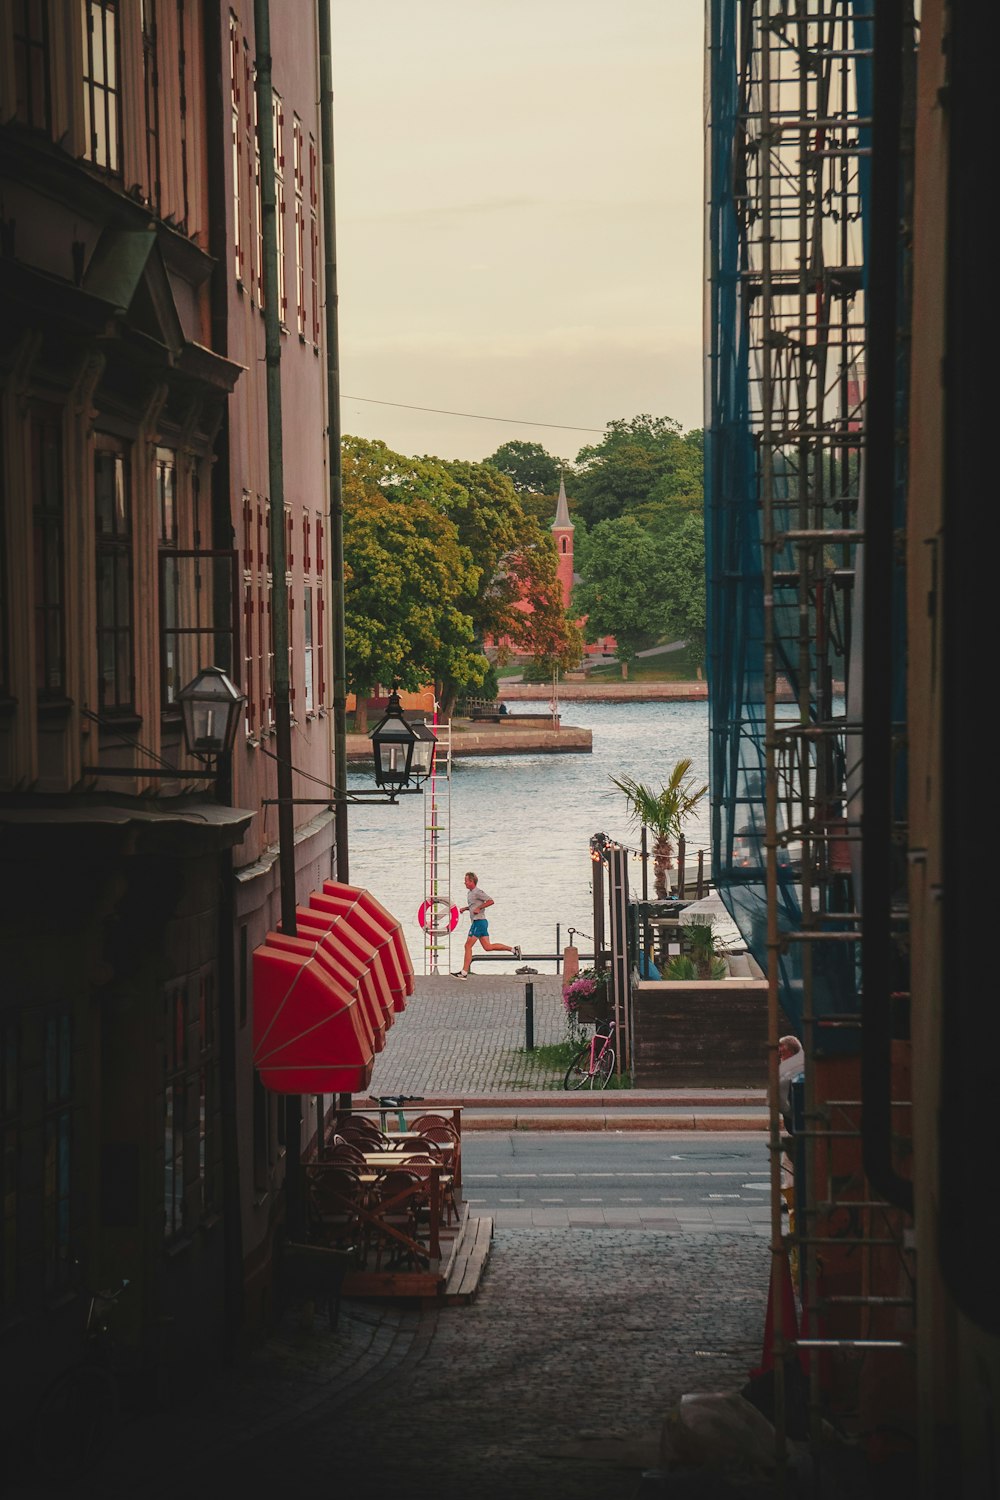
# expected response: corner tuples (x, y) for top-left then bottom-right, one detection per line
(0, 0), (340, 1412)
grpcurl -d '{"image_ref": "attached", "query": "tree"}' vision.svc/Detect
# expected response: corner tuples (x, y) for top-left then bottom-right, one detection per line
(659, 511), (707, 672)
(342, 438), (482, 729)
(437, 459), (580, 710)
(571, 515), (666, 674)
(484, 439), (563, 495)
(572, 415), (703, 528)
(609, 760), (709, 899)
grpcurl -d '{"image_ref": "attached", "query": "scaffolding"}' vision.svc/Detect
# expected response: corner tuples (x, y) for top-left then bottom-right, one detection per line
(707, 0), (916, 1479)
(421, 715), (453, 974)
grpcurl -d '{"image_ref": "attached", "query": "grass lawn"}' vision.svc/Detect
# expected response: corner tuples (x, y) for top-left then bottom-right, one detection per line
(499, 643), (704, 684)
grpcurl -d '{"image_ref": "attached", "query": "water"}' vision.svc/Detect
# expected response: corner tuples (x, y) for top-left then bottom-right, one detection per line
(345, 699), (710, 976)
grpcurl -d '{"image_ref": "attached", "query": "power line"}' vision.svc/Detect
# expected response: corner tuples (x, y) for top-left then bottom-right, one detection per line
(341, 393), (604, 434)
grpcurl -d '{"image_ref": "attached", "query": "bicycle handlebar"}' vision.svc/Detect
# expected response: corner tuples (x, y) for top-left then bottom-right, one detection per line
(369, 1094), (424, 1107)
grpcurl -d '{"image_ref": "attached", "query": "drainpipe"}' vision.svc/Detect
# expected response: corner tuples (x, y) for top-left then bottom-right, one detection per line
(861, 0), (912, 1217)
(254, 0), (302, 1236)
(317, 0), (350, 882)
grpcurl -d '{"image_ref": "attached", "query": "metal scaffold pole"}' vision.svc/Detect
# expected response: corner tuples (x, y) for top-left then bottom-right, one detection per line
(421, 710), (453, 973)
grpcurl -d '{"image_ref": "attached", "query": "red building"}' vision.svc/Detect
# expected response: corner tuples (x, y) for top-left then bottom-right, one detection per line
(0, 0), (347, 1409)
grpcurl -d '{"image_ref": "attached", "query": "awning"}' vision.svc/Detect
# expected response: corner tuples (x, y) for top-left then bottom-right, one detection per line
(252, 882), (413, 1094)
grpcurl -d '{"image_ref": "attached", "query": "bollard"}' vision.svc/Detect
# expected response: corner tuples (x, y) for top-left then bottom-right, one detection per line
(524, 981), (535, 1051)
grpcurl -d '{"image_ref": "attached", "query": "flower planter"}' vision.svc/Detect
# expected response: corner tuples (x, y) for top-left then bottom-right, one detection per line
(571, 997), (612, 1024)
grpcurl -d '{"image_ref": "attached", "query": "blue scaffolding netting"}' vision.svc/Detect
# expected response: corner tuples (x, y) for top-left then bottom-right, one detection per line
(704, 1), (877, 1039)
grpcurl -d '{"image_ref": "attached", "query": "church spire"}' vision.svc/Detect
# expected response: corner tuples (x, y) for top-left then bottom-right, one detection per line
(551, 474), (573, 532)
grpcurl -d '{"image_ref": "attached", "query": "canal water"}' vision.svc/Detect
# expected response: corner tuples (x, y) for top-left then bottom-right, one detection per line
(345, 699), (710, 976)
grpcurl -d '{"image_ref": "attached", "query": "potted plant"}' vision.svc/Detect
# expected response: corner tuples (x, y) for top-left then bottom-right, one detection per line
(562, 968), (612, 1023)
(609, 758), (708, 900)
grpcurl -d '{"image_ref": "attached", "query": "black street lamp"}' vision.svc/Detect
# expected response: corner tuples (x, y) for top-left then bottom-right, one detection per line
(369, 685), (435, 790)
(177, 666), (245, 762)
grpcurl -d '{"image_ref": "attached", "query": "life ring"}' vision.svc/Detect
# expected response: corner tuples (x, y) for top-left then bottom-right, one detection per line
(418, 898), (459, 934)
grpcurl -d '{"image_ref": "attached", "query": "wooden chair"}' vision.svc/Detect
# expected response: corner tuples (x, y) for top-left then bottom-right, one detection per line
(305, 1164), (365, 1249)
(401, 1153), (459, 1227)
(337, 1121), (391, 1152)
(325, 1139), (368, 1168)
(367, 1168), (431, 1270)
(408, 1114), (460, 1144)
(407, 1117), (462, 1190)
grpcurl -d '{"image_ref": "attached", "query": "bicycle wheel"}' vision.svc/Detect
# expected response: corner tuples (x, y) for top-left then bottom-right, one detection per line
(29, 1363), (119, 1479)
(594, 1046), (616, 1089)
(563, 1044), (593, 1090)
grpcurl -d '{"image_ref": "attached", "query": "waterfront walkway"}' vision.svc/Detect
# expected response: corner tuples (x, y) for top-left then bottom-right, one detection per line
(363, 972), (767, 1132)
(41, 974), (772, 1500)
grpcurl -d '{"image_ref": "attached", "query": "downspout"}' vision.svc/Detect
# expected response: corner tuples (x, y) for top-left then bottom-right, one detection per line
(254, 0), (302, 1235)
(861, 0), (913, 1216)
(204, 7), (244, 1361)
(317, 0), (349, 881)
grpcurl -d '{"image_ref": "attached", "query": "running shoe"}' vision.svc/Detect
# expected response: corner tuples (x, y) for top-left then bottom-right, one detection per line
(512, 946), (522, 960)
(451, 971), (469, 979)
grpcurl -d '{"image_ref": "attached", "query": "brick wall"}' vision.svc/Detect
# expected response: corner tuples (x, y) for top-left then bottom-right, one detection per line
(632, 980), (768, 1087)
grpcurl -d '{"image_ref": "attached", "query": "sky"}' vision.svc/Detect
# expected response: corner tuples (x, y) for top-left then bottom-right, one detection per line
(330, 0), (705, 468)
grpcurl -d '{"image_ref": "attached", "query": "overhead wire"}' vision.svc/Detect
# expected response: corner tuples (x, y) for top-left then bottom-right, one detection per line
(341, 394), (603, 434)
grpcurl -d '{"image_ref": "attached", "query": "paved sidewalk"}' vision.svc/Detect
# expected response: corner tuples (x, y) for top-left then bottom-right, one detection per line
(363, 973), (768, 1131)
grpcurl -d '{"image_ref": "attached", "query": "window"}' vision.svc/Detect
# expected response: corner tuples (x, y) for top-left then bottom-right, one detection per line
(243, 40), (256, 301)
(13, 0), (51, 132)
(315, 515), (326, 708)
(308, 134), (320, 346)
(0, 436), (9, 699)
(31, 404), (65, 699)
(162, 970), (217, 1240)
(304, 584), (314, 713)
(243, 581), (256, 730)
(160, 549), (236, 711)
(95, 439), (134, 713)
(229, 13), (243, 281)
(197, 971), (218, 1214)
(293, 117), (306, 337)
(1, 1015), (19, 1312)
(141, 0), (160, 209)
(272, 92), (286, 323)
(163, 985), (187, 1239)
(42, 1011), (72, 1294)
(176, 0), (190, 226)
(82, 0), (121, 174)
(156, 446), (176, 546)
(253, 73), (263, 306)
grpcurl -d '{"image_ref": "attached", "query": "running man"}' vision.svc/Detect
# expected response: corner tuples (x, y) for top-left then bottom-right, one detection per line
(452, 871), (521, 978)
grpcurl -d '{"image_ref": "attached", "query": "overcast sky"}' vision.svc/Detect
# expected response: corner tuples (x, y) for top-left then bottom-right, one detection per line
(330, 0), (705, 468)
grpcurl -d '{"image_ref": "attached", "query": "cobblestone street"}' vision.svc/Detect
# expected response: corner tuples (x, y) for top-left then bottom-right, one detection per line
(96, 1224), (769, 1500)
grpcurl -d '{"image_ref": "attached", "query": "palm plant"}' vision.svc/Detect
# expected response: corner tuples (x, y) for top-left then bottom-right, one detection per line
(609, 758), (708, 900)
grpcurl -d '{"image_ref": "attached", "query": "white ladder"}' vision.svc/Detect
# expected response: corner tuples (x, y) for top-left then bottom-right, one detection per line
(422, 716), (453, 974)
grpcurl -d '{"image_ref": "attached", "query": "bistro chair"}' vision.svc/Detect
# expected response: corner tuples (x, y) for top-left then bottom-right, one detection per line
(367, 1168), (429, 1271)
(305, 1164), (366, 1250)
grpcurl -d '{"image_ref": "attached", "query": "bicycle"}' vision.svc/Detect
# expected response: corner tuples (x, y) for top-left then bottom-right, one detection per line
(27, 1277), (130, 1482)
(369, 1093), (425, 1131)
(563, 1019), (618, 1090)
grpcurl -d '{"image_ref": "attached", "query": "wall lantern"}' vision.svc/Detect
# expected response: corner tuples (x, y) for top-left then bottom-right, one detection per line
(369, 686), (417, 789)
(177, 666), (245, 761)
(410, 719), (437, 781)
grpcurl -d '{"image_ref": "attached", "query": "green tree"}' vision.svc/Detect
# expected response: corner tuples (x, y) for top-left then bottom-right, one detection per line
(342, 438), (482, 729)
(609, 760), (708, 900)
(571, 515), (666, 675)
(484, 439), (563, 495)
(438, 458), (580, 710)
(659, 512), (707, 674)
(573, 415), (703, 528)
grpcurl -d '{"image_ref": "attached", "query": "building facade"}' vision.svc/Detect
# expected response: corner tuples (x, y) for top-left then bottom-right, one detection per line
(0, 0), (335, 1414)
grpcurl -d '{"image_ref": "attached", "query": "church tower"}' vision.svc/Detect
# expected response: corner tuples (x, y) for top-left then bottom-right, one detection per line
(551, 475), (574, 611)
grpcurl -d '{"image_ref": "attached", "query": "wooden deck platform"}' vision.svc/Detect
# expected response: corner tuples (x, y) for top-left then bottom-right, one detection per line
(338, 1203), (494, 1304)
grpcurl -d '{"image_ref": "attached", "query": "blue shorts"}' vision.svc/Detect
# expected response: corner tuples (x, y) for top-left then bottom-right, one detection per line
(470, 919), (489, 938)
